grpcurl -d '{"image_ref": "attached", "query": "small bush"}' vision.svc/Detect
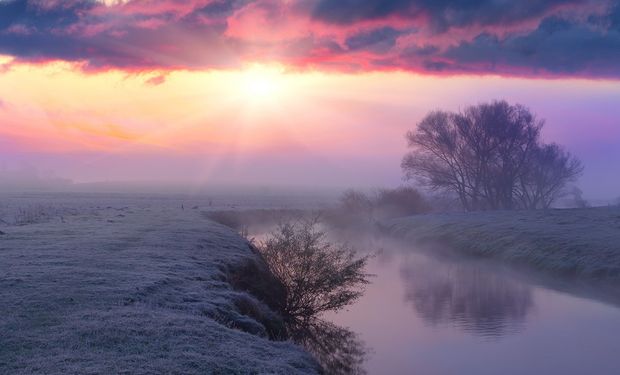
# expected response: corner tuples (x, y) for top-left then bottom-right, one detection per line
(335, 186), (430, 225)
(256, 218), (371, 324)
(256, 218), (371, 374)
(373, 186), (430, 219)
(340, 189), (373, 217)
(325, 190), (374, 230)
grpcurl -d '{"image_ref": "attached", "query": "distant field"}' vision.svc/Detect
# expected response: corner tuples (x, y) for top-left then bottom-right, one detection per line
(0, 191), (336, 226)
(387, 207), (620, 281)
(0, 194), (319, 374)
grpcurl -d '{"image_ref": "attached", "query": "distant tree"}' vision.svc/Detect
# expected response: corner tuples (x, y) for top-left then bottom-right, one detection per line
(515, 144), (584, 209)
(335, 187), (430, 225)
(339, 189), (373, 218)
(565, 186), (589, 208)
(402, 100), (583, 211)
(373, 186), (430, 218)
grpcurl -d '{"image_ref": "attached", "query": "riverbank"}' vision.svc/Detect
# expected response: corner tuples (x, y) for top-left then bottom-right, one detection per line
(386, 207), (620, 281)
(0, 197), (319, 374)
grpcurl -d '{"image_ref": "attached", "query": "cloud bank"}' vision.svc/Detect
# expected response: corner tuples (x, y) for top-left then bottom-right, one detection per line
(0, 0), (618, 77)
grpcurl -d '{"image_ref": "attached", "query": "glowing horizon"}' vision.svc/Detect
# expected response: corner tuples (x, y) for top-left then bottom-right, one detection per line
(0, 1), (619, 199)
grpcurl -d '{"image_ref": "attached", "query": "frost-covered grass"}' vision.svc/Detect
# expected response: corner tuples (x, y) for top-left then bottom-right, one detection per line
(0, 195), (320, 374)
(386, 207), (620, 281)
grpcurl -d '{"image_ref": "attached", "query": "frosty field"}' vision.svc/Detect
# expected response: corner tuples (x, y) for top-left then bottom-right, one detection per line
(0, 193), (321, 375)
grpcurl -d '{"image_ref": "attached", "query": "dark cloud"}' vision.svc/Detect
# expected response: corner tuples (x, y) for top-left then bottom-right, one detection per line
(345, 27), (407, 53)
(0, 0), (239, 69)
(195, 0), (248, 16)
(311, 0), (418, 24)
(312, 0), (588, 32)
(0, 25), (236, 69)
(0, 1), (108, 64)
(402, 44), (439, 57)
(437, 14), (620, 77)
(0, 0), (94, 30)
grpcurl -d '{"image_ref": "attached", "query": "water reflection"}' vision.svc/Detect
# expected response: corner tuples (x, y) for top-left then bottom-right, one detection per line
(400, 256), (533, 338)
(289, 319), (368, 375)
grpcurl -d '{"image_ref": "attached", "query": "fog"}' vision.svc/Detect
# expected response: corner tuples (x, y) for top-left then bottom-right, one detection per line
(1, 150), (618, 206)
(0, 152), (399, 192)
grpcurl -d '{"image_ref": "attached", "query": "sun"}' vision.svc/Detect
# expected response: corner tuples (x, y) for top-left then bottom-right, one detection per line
(239, 65), (285, 101)
(244, 73), (276, 97)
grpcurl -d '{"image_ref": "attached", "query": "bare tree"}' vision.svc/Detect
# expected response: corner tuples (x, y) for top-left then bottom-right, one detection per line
(402, 100), (582, 211)
(402, 111), (474, 209)
(515, 143), (584, 209)
(568, 186), (589, 209)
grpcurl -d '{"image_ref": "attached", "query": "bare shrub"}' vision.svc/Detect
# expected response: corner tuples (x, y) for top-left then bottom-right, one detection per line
(256, 218), (371, 374)
(207, 210), (372, 373)
(330, 186), (430, 232)
(257, 218), (371, 324)
(373, 186), (430, 219)
(340, 189), (373, 217)
(328, 190), (374, 230)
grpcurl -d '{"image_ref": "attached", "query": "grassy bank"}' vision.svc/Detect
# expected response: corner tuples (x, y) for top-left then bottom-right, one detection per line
(386, 207), (620, 281)
(0, 199), (319, 374)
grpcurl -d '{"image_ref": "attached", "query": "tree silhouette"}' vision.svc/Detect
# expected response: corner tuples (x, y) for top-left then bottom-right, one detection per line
(402, 100), (582, 210)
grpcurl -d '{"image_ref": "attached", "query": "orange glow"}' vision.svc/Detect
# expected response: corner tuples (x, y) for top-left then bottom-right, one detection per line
(1, 57), (618, 161)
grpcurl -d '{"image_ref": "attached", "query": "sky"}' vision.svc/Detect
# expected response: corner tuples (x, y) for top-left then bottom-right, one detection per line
(0, 0), (619, 198)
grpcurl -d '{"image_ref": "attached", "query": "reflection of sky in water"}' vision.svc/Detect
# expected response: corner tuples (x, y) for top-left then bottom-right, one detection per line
(324, 238), (620, 375)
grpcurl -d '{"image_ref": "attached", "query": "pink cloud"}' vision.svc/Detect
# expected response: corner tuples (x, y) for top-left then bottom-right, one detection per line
(0, 0), (617, 79)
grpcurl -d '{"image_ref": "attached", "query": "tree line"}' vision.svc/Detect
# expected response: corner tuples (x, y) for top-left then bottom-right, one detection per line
(402, 100), (583, 211)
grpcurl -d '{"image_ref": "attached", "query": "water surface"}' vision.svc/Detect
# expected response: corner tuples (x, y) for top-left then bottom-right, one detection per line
(325, 238), (620, 375)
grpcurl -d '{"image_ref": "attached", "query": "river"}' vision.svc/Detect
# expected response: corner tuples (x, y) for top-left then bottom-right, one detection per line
(322, 235), (620, 375)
